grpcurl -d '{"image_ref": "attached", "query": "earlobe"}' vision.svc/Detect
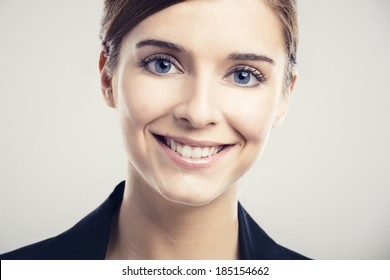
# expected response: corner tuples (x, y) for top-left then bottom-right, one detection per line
(289, 70), (298, 96)
(272, 70), (298, 127)
(99, 50), (116, 108)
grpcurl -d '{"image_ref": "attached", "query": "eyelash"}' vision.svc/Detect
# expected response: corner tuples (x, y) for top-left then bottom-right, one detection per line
(137, 54), (267, 86)
(137, 54), (182, 74)
(228, 66), (267, 85)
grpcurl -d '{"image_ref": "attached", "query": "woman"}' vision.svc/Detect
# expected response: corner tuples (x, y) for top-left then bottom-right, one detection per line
(1, 0), (308, 259)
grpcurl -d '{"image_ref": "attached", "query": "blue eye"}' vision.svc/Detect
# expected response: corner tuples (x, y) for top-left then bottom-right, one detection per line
(153, 59), (172, 74)
(139, 54), (182, 75)
(226, 66), (266, 87)
(234, 71), (251, 85)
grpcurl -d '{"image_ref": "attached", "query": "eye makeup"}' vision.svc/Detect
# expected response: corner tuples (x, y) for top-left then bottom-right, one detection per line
(137, 52), (268, 88)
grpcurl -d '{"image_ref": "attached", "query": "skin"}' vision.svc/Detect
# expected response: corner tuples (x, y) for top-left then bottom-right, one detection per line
(99, 0), (297, 259)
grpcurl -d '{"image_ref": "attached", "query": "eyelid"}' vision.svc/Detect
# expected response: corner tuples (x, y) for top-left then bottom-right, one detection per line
(138, 53), (184, 74)
(225, 65), (267, 87)
(227, 65), (264, 80)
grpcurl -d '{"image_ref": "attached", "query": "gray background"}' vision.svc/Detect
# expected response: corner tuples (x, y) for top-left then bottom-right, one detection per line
(0, 0), (389, 259)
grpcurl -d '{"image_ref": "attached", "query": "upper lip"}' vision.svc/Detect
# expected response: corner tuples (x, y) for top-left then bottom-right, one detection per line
(153, 133), (228, 147)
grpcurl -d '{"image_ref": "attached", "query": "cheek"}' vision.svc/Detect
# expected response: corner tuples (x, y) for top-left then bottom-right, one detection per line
(116, 74), (177, 127)
(223, 92), (279, 142)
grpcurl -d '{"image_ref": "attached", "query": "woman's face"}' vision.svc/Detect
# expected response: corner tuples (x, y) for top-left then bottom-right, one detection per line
(101, 0), (296, 206)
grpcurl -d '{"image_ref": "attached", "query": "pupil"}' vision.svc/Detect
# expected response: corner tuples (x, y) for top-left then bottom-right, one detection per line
(156, 59), (171, 73)
(234, 71), (250, 84)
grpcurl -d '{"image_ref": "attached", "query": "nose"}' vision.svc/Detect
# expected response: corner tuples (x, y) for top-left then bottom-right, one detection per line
(173, 76), (222, 129)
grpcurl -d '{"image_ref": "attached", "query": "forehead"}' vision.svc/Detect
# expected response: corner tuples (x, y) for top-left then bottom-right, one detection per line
(125, 0), (285, 61)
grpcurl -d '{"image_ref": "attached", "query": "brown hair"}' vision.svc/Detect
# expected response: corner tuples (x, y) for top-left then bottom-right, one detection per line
(265, 0), (298, 86)
(100, 0), (184, 75)
(100, 0), (298, 84)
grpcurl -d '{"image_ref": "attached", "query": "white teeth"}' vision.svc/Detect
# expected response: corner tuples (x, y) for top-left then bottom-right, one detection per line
(171, 140), (177, 150)
(181, 145), (192, 158)
(167, 138), (223, 159)
(192, 147), (202, 159)
(201, 147), (210, 158)
(176, 143), (183, 154)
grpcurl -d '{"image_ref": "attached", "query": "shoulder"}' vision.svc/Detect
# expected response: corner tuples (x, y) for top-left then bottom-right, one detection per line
(238, 203), (310, 260)
(0, 236), (65, 260)
(0, 182), (125, 260)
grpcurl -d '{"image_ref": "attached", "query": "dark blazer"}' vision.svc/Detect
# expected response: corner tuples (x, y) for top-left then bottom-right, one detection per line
(0, 181), (309, 260)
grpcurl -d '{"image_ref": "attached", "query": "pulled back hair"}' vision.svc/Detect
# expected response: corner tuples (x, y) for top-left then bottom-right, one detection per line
(265, 0), (298, 86)
(100, 0), (298, 85)
(100, 0), (184, 75)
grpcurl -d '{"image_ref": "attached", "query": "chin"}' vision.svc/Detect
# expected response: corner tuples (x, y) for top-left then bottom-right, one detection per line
(156, 180), (229, 207)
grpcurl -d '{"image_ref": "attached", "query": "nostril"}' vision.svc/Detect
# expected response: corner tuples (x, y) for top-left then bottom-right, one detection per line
(177, 116), (216, 129)
(173, 96), (221, 129)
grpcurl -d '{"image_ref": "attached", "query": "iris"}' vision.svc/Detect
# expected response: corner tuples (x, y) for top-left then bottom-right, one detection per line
(234, 71), (251, 85)
(154, 59), (171, 74)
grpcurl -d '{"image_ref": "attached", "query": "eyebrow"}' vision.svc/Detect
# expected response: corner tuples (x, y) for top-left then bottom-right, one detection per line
(136, 39), (185, 52)
(228, 52), (275, 65)
(135, 39), (275, 65)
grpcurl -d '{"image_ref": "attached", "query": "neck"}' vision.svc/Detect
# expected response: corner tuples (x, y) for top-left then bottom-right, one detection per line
(106, 169), (239, 260)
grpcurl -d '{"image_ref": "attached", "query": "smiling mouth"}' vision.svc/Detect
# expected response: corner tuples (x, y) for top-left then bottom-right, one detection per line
(154, 134), (230, 159)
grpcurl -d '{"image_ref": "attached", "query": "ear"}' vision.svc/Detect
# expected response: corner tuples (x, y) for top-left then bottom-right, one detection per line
(99, 50), (116, 108)
(272, 70), (297, 127)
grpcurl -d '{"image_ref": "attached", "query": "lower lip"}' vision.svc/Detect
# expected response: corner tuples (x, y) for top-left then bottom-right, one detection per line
(156, 138), (233, 169)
